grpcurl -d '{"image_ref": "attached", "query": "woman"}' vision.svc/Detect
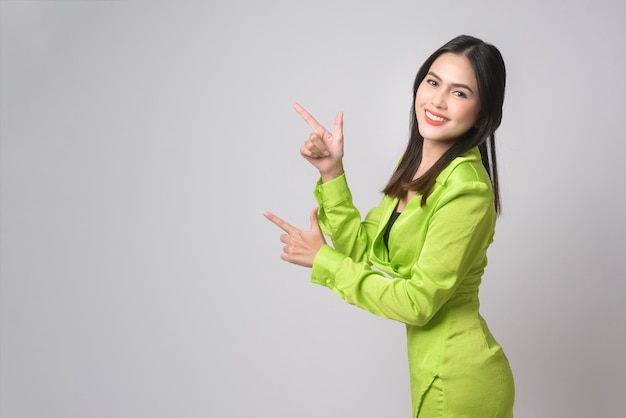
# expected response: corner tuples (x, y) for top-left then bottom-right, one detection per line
(265, 34), (515, 417)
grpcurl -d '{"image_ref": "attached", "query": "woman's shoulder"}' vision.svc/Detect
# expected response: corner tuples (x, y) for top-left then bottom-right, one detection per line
(436, 147), (491, 188)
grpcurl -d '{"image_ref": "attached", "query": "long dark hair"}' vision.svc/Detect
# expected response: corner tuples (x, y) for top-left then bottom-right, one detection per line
(382, 35), (506, 212)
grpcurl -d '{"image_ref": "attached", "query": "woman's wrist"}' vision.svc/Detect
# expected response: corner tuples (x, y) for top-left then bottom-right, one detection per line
(320, 163), (344, 183)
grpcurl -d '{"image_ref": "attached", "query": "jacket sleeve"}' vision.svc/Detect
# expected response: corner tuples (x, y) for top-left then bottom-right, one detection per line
(311, 180), (495, 327)
(314, 173), (385, 263)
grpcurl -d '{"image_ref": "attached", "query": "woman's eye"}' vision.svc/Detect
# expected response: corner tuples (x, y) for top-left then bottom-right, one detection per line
(453, 91), (467, 98)
(427, 79), (437, 87)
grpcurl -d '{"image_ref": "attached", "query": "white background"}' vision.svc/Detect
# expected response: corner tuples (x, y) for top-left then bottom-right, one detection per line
(2, 1), (625, 417)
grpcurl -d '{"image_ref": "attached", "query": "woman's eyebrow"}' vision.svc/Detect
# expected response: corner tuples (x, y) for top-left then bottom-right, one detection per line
(428, 71), (475, 94)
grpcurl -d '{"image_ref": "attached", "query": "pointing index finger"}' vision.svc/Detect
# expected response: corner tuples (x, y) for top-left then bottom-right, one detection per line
(293, 103), (327, 134)
(263, 211), (297, 233)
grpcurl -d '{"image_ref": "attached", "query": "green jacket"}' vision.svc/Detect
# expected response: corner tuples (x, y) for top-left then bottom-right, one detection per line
(311, 147), (514, 417)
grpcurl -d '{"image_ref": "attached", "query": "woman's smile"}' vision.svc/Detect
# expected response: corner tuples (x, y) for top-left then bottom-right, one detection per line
(424, 109), (449, 125)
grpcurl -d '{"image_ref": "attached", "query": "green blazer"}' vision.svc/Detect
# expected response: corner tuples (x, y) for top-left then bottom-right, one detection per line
(311, 147), (514, 417)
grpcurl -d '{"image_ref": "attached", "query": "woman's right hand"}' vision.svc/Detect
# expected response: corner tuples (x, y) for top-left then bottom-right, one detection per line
(294, 103), (344, 182)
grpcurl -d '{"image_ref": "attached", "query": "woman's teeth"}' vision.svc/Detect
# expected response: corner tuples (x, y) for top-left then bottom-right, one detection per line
(426, 111), (446, 122)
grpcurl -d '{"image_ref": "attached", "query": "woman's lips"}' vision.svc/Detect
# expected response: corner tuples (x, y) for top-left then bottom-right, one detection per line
(424, 110), (448, 126)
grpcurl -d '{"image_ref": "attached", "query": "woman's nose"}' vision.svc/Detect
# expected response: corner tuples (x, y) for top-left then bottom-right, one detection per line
(430, 89), (446, 109)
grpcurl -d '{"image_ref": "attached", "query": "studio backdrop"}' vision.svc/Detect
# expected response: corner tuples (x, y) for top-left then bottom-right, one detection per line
(2, 1), (625, 417)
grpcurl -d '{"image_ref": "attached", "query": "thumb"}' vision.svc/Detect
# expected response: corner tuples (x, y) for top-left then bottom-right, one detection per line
(309, 207), (322, 233)
(333, 111), (343, 138)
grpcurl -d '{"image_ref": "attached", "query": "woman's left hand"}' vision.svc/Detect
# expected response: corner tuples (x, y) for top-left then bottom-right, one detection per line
(264, 208), (326, 267)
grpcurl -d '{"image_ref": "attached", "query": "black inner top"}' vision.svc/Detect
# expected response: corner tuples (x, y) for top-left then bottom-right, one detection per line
(384, 210), (401, 250)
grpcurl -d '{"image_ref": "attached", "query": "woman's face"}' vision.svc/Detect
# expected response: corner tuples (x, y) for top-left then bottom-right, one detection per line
(415, 53), (481, 146)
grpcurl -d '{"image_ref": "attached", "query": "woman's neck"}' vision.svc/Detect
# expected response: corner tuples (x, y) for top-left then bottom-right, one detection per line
(414, 139), (454, 180)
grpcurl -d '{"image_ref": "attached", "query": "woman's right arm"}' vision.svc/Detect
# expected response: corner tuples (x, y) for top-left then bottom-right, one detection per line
(314, 173), (384, 263)
(294, 104), (381, 262)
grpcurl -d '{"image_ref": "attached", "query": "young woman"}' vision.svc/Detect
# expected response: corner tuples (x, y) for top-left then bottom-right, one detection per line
(265, 34), (515, 417)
